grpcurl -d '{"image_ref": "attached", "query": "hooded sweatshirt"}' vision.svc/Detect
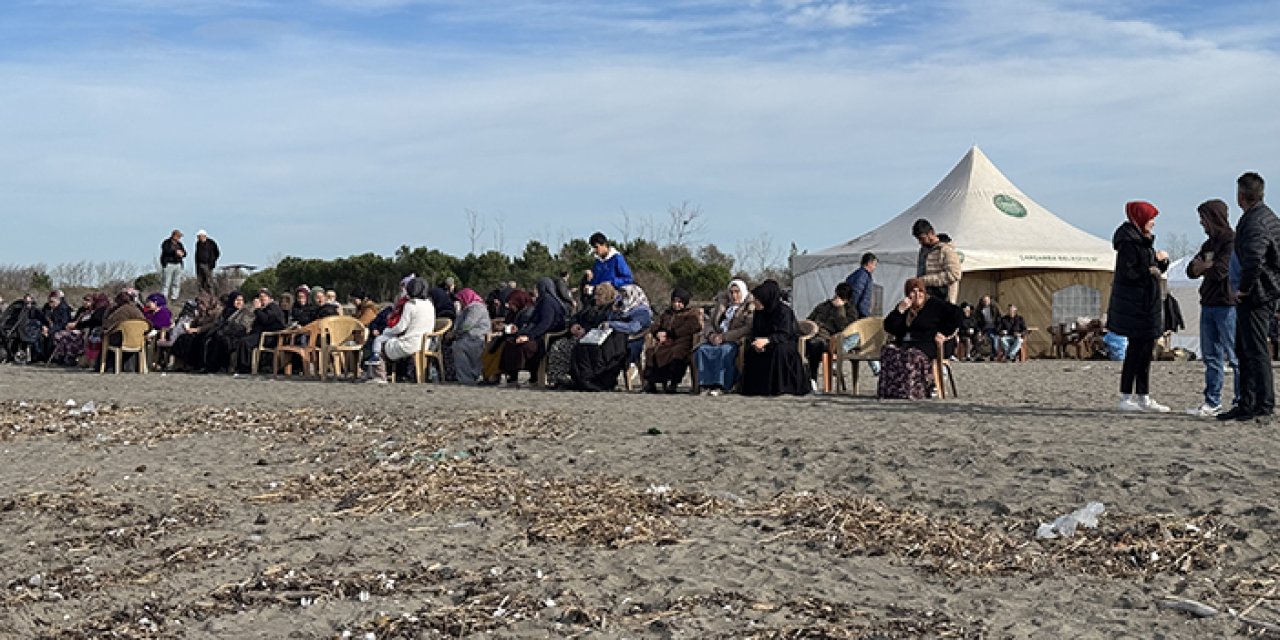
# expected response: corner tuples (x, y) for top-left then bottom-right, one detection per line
(1186, 199), (1236, 307)
(590, 247), (635, 289)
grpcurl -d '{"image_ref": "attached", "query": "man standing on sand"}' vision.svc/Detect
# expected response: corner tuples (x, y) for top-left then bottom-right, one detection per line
(194, 230), (220, 296)
(159, 229), (186, 303)
(1220, 173), (1280, 422)
(844, 252), (877, 320)
(1185, 200), (1239, 417)
(913, 219), (962, 303)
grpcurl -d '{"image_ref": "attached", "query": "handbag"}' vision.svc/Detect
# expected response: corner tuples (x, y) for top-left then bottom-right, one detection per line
(580, 327), (613, 346)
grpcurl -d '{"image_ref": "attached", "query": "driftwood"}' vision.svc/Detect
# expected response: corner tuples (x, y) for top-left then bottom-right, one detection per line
(1157, 596), (1217, 618)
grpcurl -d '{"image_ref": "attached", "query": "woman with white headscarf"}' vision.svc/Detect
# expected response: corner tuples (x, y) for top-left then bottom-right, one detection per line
(692, 279), (753, 394)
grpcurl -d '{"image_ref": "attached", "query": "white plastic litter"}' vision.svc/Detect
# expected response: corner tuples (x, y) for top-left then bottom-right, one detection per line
(1036, 501), (1105, 539)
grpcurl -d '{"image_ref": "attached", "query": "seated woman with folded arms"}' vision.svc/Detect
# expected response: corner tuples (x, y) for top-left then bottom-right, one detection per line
(643, 287), (703, 393)
(879, 277), (962, 400)
(692, 279), (753, 395)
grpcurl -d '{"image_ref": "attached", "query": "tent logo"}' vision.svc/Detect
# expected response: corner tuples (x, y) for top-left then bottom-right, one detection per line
(994, 194), (1027, 218)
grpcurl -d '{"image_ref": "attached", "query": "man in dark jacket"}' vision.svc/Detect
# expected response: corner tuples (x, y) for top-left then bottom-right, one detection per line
(1220, 172), (1280, 421)
(995, 304), (1027, 362)
(1186, 199), (1239, 416)
(805, 282), (855, 383)
(159, 230), (186, 303)
(843, 252), (877, 319)
(194, 230), (221, 295)
(235, 288), (287, 374)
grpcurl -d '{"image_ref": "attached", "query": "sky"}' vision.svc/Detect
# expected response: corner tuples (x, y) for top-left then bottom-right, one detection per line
(2, 0), (1279, 272)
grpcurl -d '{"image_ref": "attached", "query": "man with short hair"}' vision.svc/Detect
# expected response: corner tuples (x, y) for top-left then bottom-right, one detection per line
(159, 230), (186, 303)
(844, 252), (877, 319)
(995, 303), (1027, 362)
(194, 230), (220, 296)
(1220, 172), (1280, 421)
(588, 232), (634, 289)
(1185, 199), (1240, 417)
(235, 288), (287, 374)
(912, 218), (961, 303)
(806, 282), (855, 385)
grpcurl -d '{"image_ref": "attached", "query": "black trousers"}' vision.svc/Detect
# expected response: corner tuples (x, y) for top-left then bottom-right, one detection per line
(1120, 336), (1155, 395)
(197, 264), (215, 295)
(1236, 299), (1277, 414)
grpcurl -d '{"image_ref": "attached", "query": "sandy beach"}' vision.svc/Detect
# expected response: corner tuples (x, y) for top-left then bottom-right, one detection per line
(1, 360), (1278, 639)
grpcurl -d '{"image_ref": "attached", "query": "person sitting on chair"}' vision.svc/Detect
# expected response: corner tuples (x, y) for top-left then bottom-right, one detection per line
(740, 280), (811, 396)
(996, 303), (1027, 362)
(643, 287), (704, 393)
(879, 278), (961, 400)
(545, 282), (616, 388)
(367, 278), (435, 383)
(499, 277), (568, 386)
(692, 279), (753, 395)
(805, 282), (855, 386)
(957, 302), (978, 361)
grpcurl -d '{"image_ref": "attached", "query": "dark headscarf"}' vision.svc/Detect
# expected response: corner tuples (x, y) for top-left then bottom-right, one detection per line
(751, 280), (782, 313)
(405, 277), (430, 300)
(1198, 199), (1234, 242)
(536, 277), (568, 315)
(112, 291), (134, 309)
(671, 287), (692, 307)
(221, 290), (242, 319)
(90, 292), (110, 311)
(904, 277), (926, 295)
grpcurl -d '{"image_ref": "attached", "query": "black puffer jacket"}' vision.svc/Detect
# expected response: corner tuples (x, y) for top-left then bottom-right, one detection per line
(1235, 202), (1280, 306)
(1106, 222), (1168, 340)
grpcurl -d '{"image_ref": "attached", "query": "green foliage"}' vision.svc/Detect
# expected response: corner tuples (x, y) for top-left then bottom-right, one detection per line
(241, 267), (278, 296)
(133, 272), (161, 292)
(30, 271), (53, 292)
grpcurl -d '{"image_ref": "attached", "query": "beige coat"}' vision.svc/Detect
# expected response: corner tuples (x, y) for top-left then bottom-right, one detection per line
(918, 239), (962, 303)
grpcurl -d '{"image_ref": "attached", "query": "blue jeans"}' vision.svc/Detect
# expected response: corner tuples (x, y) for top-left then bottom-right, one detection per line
(840, 333), (880, 374)
(1201, 305), (1240, 407)
(161, 263), (183, 303)
(694, 342), (739, 389)
(998, 335), (1023, 360)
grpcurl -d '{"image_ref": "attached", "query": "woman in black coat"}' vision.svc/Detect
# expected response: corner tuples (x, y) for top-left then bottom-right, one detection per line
(741, 280), (810, 396)
(1106, 201), (1170, 412)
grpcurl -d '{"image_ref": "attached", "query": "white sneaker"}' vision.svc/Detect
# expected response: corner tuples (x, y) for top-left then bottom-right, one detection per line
(1118, 396), (1142, 412)
(1186, 403), (1223, 417)
(1137, 396), (1170, 413)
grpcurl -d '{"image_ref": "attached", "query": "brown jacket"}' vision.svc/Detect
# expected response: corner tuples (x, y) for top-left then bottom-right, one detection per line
(648, 306), (704, 368)
(103, 303), (146, 335)
(918, 237), (962, 303)
(699, 291), (755, 346)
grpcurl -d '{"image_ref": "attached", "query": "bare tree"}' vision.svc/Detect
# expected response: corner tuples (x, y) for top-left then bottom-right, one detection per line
(663, 201), (706, 249)
(465, 208), (485, 255)
(735, 233), (785, 282)
(491, 214), (507, 255)
(1161, 232), (1196, 261)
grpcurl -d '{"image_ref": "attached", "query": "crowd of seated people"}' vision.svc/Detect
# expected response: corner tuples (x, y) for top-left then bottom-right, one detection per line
(3, 230), (1033, 398)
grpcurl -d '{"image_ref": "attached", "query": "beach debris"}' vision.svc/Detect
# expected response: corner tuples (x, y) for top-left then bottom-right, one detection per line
(1036, 501), (1105, 539)
(645, 427), (663, 436)
(1158, 596), (1217, 618)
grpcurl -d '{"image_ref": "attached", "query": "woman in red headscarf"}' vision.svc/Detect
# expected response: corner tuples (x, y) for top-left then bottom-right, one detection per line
(1107, 201), (1171, 412)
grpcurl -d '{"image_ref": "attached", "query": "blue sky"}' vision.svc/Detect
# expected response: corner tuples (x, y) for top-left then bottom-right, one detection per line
(2, 0), (1278, 273)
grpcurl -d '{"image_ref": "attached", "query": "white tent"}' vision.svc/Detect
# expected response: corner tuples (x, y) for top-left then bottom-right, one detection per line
(1165, 256), (1201, 353)
(792, 146), (1116, 357)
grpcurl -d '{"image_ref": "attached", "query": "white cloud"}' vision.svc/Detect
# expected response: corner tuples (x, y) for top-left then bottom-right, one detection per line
(784, 2), (877, 29)
(1, 1), (1277, 268)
